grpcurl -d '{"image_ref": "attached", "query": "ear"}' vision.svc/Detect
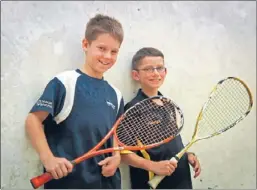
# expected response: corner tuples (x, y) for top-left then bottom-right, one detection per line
(82, 38), (89, 52)
(132, 70), (140, 81)
(164, 67), (167, 75)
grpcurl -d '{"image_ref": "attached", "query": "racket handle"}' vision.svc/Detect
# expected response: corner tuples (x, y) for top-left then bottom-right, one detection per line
(148, 157), (178, 189)
(148, 175), (166, 189)
(30, 172), (52, 189)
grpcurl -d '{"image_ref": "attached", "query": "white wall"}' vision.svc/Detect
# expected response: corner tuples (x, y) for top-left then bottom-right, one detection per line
(1, 1), (256, 189)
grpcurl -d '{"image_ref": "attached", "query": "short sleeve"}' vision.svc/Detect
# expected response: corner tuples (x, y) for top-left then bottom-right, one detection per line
(30, 78), (66, 117)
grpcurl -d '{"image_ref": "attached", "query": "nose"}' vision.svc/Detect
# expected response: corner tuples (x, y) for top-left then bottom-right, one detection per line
(104, 51), (112, 59)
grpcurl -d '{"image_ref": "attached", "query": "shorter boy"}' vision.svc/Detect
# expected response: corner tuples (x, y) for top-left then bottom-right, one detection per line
(121, 47), (201, 189)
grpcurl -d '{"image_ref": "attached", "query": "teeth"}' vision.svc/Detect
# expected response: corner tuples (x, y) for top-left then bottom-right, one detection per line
(99, 61), (109, 65)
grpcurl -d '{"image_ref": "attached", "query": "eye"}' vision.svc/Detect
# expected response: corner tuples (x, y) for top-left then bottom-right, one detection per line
(98, 46), (105, 51)
(144, 68), (152, 72)
(157, 67), (165, 72)
(111, 50), (118, 55)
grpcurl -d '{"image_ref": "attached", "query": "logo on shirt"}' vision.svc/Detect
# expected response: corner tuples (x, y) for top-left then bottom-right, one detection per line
(36, 99), (53, 109)
(106, 100), (115, 110)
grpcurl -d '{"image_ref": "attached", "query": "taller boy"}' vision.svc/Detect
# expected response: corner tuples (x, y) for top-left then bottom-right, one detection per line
(25, 14), (124, 189)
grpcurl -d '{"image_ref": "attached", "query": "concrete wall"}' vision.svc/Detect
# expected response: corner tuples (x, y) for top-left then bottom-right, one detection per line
(1, 1), (256, 189)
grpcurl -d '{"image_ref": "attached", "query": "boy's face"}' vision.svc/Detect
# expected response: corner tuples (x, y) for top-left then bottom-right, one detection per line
(82, 33), (120, 76)
(132, 56), (167, 90)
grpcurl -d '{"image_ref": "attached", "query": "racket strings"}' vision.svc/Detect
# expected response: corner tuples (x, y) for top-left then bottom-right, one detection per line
(197, 79), (251, 138)
(116, 98), (181, 146)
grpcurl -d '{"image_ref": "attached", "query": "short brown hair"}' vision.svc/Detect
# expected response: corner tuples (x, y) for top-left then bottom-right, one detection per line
(85, 14), (124, 44)
(132, 47), (164, 70)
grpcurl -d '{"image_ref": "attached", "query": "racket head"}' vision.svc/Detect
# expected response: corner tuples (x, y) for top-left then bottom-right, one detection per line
(114, 96), (184, 150)
(192, 77), (253, 141)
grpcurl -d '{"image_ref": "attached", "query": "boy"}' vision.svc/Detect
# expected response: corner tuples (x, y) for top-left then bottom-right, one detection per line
(25, 14), (124, 189)
(121, 47), (201, 189)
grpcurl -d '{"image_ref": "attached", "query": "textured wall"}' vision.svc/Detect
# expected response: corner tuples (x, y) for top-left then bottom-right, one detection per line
(1, 1), (256, 189)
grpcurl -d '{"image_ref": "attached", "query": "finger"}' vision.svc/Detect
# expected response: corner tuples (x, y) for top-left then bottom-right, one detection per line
(98, 157), (111, 166)
(168, 164), (175, 171)
(103, 171), (111, 177)
(50, 170), (58, 179)
(55, 166), (64, 179)
(64, 160), (73, 173)
(101, 165), (107, 172)
(190, 156), (196, 163)
(102, 167), (111, 177)
(168, 162), (177, 170)
(168, 167), (174, 176)
(170, 161), (178, 168)
(166, 165), (175, 175)
(60, 163), (68, 176)
(193, 159), (200, 169)
(193, 156), (198, 164)
(188, 157), (195, 165)
(102, 168), (107, 176)
(194, 170), (200, 178)
(101, 164), (109, 175)
(105, 170), (115, 177)
(193, 164), (200, 177)
(103, 165), (116, 177)
(194, 167), (201, 178)
(166, 167), (172, 176)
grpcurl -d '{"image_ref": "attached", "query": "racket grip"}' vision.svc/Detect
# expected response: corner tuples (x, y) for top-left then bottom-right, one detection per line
(30, 172), (53, 189)
(148, 175), (166, 189)
(148, 157), (178, 189)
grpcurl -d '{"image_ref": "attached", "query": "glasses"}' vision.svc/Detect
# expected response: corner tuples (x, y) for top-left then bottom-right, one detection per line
(136, 66), (166, 74)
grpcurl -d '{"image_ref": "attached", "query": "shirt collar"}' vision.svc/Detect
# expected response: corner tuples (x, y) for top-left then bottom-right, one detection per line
(136, 88), (163, 100)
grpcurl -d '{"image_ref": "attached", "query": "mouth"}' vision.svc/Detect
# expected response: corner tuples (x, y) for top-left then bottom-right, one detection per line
(99, 60), (111, 66)
(149, 79), (161, 82)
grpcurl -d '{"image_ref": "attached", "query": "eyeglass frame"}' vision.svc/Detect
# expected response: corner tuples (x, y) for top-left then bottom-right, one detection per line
(134, 66), (167, 74)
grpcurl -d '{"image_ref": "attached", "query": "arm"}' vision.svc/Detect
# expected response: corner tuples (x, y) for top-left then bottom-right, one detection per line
(26, 78), (73, 179)
(112, 137), (121, 157)
(25, 111), (73, 179)
(25, 111), (53, 161)
(97, 136), (122, 177)
(97, 96), (123, 177)
(121, 153), (177, 176)
(121, 152), (153, 171)
(187, 152), (201, 178)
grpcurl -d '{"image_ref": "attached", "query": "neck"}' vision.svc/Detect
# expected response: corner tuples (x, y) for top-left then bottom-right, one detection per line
(81, 62), (103, 79)
(141, 87), (159, 97)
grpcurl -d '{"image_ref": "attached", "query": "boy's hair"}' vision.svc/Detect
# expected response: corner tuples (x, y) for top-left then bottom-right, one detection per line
(132, 47), (164, 70)
(85, 14), (124, 44)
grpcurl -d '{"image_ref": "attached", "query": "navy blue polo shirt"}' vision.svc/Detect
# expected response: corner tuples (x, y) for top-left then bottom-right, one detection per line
(124, 89), (192, 189)
(30, 69), (124, 189)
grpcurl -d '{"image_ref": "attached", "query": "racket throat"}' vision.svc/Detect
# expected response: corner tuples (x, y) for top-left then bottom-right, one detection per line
(177, 140), (196, 159)
(113, 147), (124, 151)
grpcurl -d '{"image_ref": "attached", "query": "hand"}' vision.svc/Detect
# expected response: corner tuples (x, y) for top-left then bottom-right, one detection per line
(188, 152), (201, 178)
(98, 154), (121, 177)
(41, 155), (73, 179)
(151, 160), (178, 176)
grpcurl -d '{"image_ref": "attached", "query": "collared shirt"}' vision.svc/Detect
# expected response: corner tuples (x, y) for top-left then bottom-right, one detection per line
(125, 89), (192, 189)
